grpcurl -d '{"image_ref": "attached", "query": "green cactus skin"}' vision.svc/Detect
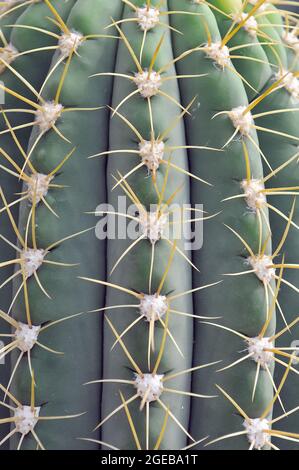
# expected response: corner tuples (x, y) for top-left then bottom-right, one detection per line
(251, 5), (288, 69)
(0, 0), (75, 448)
(9, 0), (123, 450)
(170, 0), (275, 449)
(0, 0), (298, 451)
(262, 4), (285, 35)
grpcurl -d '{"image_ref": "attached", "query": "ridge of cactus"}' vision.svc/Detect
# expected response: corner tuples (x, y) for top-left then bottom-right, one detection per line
(95, 2), (203, 449)
(171, 0), (275, 449)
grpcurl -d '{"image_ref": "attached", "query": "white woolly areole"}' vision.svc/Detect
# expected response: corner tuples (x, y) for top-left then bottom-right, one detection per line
(243, 418), (271, 450)
(283, 31), (299, 54)
(15, 323), (40, 353)
(0, 43), (18, 73)
(21, 248), (46, 278)
(228, 106), (253, 136)
(205, 42), (230, 68)
(249, 0), (268, 12)
(139, 140), (165, 172)
(276, 69), (299, 102)
(139, 294), (168, 322)
(26, 173), (52, 204)
(136, 6), (159, 31)
(241, 179), (266, 211)
(14, 406), (40, 435)
(139, 211), (168, 244)
(134, 373), (164, 403)
(247, 255), (275, 284)
(58, 30), (83, 57)
(233, 12), (257, 37)
(35, 101), (63, 133)
(247, 336), (274, 368)
(133, 70), (162, 98)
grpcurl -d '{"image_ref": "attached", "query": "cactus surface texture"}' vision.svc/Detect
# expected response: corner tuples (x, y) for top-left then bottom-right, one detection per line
(0, 0), (299, 451)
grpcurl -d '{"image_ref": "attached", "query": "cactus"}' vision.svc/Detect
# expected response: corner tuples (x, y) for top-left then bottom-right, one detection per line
(0, 0), (299, 451)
